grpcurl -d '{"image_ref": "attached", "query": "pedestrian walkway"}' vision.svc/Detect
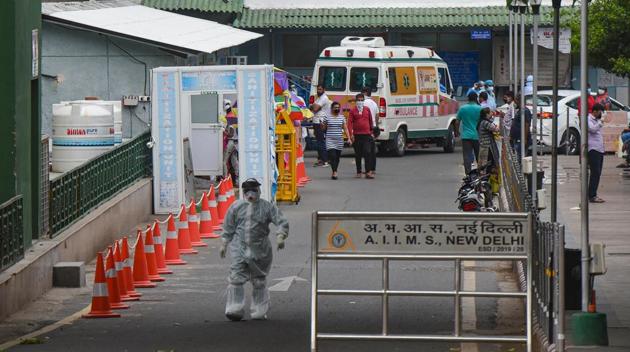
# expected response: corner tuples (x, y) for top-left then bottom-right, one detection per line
(540, 154), (630, 350)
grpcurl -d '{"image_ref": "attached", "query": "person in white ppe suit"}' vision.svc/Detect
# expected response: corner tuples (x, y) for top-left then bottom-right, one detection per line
(220, 178), (289, 321)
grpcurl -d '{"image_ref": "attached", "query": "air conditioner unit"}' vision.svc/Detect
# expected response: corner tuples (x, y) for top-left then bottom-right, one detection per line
(340, 36), (386, 48)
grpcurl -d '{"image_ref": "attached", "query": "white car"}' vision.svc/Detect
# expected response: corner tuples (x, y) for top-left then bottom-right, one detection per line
(501, 90), (630, 154)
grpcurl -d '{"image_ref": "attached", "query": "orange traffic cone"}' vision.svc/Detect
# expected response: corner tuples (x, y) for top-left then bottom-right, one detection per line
(199, 192), (220, 238)
(187, 200), (208, 247)
(83, 252), (120, 318)
(114, 241), (139, 302)
(226, 175), (235, 206)
(217, 180), (228, 222)
(121, 237), (142, 297)
(144, 227), (165, 282)
(105, 246), (129, 310)
(208, 184), (222, 229)
(177, 205), (198, 255)
(296, 144), (310, 187)
(152, 221), (173, 274)
(164, 214), (187, 265)
(132, 231), (157, 288)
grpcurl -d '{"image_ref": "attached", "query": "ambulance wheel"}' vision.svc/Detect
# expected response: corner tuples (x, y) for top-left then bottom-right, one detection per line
(443, 124), (455, 153)
(391, 128), (406, 157)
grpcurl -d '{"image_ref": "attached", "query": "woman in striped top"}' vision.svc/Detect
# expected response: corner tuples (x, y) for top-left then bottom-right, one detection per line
(322, 101), (352, 180)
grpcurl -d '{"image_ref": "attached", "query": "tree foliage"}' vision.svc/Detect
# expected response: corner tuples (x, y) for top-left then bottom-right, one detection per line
(570, 0), (630, 78)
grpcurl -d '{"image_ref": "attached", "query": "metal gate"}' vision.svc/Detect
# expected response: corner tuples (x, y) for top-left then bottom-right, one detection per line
(311, 211), (533, 351)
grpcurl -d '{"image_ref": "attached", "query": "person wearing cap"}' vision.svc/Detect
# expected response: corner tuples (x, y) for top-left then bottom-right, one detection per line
(220, 178), (290, 321)
(484, 80), (497, 110)
(466, 81), (484, 97)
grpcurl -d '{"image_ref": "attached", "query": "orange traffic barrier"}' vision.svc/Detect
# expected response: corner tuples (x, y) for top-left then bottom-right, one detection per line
(164, 214), (187, 265)
(208, 184), (222, 229)
(83, 252), (120, 318)
(144, 226), (165, 282)
(132, 230), (157, 288)
(187, 200), (208, 248)
(217, 180), (228, 222)
(105, 246), (129, 310)
(114, 241), (138, 302)
(121, 237), (142, 297)
(152, 221), (173, 274)
(199, 192), (220, 238)
(177, 204), (198, 255)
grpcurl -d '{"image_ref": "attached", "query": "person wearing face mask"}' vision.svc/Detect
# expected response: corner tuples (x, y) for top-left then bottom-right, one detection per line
(348, 93), (376, 179)
(501, 91), (516, 132)
(219, 178), (289, 321)
(323, 101), (352, 180)
(595, 87), (611, 111)
(484, 80), (497, 110)
(578, 83), (595, 117)
(310, 85), (331, 167)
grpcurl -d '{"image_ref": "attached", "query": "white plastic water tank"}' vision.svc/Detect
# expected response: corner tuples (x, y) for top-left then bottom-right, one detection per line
(63, 100), (122, 144)
(52, 102), (115, 173)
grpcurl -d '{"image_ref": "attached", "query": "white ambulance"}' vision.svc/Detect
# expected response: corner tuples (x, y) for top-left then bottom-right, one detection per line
(310, 36), (459, 156)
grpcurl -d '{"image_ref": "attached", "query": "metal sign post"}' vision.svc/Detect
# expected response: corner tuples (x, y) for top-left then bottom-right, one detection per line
(311, 211), (533, 352)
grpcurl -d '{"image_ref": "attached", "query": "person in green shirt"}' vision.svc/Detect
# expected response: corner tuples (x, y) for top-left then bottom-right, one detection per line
(455, 92), (482, 174)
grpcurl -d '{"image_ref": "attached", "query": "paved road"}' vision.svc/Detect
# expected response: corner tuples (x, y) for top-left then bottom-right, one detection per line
(9, 147), (525, 352)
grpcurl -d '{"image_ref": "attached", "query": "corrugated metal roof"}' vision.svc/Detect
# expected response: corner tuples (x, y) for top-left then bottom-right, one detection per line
(233, 6), (571, 29)
(142, 0), (244, 13)
(42, 0), (140, 15)
(243, 0), (576, 9)
(44, 5), (262, 55)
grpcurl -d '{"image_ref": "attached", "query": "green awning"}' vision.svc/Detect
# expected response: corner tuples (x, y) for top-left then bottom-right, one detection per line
(233, 6), (574, 29)
(143, 0), (244, 13)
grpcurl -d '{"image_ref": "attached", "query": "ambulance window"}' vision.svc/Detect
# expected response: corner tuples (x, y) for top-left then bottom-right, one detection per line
(388, 67), (417, 95)
(350, 68), (379, 92)
(318, 67), (346, 91)
(438, 67), (452, 95)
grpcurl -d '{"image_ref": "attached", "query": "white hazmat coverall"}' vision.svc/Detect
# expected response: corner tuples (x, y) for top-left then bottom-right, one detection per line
(221, 193), (289, 321)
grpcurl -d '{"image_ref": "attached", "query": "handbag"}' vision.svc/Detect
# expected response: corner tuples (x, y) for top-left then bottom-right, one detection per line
(372, 126), (380, 138)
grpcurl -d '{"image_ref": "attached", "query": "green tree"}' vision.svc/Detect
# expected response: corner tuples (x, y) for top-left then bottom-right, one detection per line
(570, 0), (630, 77)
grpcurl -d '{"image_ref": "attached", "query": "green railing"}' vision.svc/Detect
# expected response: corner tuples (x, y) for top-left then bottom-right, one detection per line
(1, 196), (24, 272)
(49, 132), (152, 236)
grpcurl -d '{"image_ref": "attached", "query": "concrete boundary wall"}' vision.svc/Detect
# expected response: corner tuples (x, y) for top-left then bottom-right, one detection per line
(0, 178), (153, 321)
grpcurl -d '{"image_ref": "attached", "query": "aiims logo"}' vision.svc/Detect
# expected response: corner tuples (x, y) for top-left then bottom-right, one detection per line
(324, 222), (356, 251)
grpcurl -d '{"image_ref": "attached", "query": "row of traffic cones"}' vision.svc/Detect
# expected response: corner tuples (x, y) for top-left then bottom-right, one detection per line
(83, 175), (237, 318)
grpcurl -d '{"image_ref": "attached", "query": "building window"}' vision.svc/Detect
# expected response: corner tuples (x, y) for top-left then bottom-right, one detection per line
(349, 68), (379, 92)
(318, 66), (346, 92)
(283, 35), (319, 68)
(438, 67), (452, 94)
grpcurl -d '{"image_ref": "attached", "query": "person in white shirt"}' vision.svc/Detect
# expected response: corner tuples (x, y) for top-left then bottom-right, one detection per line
(361, 87), (379, 173)
(523, 75), (534, 95)
(501, 91), (516, 133)
(310, 85), (331, 167)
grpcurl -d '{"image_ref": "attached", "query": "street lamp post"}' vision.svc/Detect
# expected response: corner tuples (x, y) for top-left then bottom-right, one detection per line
(513, 4), (519, 96)
(531, 0), (541, 206)
(509, 5), (514, 91)
(518, 1), (527, 164)
(551, 0), (561, 223)
(579, 0), (590, 314)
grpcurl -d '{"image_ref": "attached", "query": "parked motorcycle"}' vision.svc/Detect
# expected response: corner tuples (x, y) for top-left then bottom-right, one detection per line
(456, 166), (497, 212)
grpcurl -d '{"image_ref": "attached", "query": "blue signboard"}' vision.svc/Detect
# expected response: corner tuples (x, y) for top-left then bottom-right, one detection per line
(471, 30), (492, 40)
(181, 70), (237, 91)
(156, 71), (179, 210)
(438, 51), (480, 90)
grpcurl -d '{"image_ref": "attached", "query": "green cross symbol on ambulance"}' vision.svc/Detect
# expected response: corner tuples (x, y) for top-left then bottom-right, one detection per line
(402, 74), (410, 89)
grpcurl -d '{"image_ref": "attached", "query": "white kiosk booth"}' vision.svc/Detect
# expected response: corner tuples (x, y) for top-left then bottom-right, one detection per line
(151, 65), (276, 214)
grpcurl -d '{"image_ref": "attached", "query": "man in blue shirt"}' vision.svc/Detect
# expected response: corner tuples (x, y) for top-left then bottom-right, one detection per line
(456, 92), (483, 174)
